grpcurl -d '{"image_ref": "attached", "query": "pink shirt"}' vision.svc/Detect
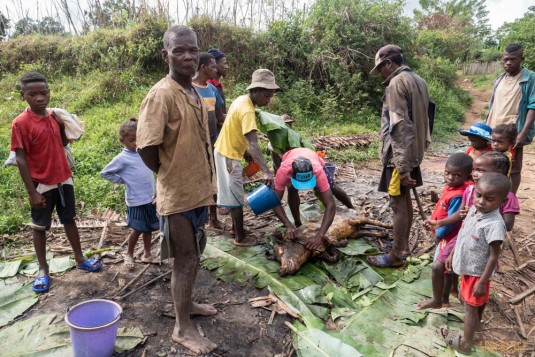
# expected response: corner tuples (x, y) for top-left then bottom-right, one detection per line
(462, 184), (520, 215)
(274, 148), (330, 192)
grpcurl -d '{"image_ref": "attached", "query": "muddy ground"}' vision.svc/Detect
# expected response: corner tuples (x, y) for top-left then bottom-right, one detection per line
(2, 79), (535, 356)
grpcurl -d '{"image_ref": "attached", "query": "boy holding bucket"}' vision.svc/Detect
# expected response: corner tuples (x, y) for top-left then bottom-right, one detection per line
(272, 147), (336, 250)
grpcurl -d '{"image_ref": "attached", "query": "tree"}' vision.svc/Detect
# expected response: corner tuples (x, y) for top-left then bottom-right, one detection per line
(0, 12), (10, 40)
(497, 6), (535, 70)
(414, 0), (490, 41)
(38, 17), (65, 35)
(14, 17), (38, 36)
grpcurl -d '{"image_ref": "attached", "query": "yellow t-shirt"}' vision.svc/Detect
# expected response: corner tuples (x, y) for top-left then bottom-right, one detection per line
(214, 95), (258, 160)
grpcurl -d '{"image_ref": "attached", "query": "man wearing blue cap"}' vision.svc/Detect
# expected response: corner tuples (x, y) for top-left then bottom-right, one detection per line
(272, 148), (336, 251)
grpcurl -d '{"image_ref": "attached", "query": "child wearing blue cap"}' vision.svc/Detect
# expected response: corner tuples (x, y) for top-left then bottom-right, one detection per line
(458, 122), (493, 158)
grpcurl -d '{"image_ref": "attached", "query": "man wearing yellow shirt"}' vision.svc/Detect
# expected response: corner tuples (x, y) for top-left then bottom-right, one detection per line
(214, 69), (276, 246)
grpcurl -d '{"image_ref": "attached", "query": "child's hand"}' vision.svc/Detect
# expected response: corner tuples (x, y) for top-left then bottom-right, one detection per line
(445, 253), (454, 272)
(424, 219), (440, 230)
(459, 207), (469, 219)
(473, 280), (486, 297)
(29, 191), (46, 208)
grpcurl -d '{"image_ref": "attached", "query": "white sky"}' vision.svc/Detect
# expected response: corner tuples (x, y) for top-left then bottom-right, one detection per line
(3, 0), (533, 31)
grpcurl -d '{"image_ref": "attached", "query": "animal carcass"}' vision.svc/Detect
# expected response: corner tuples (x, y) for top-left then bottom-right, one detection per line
(273, 208), (393, 276)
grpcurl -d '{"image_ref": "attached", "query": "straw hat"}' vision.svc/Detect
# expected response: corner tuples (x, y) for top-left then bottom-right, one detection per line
(246, 69), (280, 90)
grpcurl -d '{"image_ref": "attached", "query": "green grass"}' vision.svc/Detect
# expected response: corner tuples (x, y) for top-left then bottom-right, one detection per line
(468, 73), (498, 90)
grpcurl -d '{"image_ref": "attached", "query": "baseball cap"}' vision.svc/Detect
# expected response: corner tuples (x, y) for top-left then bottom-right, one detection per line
(458, 122), (492, 141)
(291, 157), (316, 190)
(370, 45), (403, 74)
(246, 69), (280, 90)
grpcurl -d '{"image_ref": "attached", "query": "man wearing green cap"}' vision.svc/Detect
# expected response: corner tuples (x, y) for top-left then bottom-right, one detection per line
(214, 69), (277, 246)
(367, 44), (431, 268)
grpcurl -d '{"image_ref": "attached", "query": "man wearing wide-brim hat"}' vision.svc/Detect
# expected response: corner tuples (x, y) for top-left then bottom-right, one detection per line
(213, 69), (277, 246)
(367, 44), (432, 268)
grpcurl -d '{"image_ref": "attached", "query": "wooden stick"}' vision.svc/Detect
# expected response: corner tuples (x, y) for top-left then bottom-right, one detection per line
(412, 187), (426, 221)
(506, 232), (521, 266)
(509, 285), (535, 305)
(94, 220), (109, 260)
(114, 263), (151, 297)
(117, 270), (172, 301)
(513, 306), (527, 339)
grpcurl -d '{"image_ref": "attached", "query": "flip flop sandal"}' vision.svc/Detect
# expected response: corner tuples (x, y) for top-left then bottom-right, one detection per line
(441, 328), (472, 354)
(76, 258), (103, 272)
(32, 275), (50, 293)
(365, 254), (404, 268)
(141, 256), (158, 264)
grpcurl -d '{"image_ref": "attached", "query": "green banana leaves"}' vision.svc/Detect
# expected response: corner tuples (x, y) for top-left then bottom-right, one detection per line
(201, 235), (502, 356)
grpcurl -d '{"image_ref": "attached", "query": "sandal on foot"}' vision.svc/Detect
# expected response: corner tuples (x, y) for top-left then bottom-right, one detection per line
(77, 258), (103, 272)
(124, 255), (135, 270)
(366, 254), (404, 268)
(441, 328), (472, 354)
(32, 275), (50, 293)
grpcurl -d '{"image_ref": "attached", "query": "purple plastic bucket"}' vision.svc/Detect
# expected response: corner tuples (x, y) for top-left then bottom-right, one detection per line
(64, 299), (123, 357)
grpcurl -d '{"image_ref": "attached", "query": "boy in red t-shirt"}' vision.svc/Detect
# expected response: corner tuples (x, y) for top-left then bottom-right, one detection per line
(10, 72), (102, 293)
(417, 153), (473, 310)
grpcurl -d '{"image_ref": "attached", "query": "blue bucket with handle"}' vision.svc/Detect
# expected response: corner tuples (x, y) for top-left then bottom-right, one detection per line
(246, 184), (281, 215)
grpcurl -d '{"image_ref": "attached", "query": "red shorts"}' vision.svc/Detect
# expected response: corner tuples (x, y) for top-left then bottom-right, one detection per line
(460, 275), (491, 307)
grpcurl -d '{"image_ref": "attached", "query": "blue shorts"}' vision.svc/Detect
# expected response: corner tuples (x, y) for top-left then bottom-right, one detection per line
(127, 203), (159, 233)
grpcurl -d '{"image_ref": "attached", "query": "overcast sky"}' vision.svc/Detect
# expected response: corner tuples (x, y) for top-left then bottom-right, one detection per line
(3, 0), (533, 31)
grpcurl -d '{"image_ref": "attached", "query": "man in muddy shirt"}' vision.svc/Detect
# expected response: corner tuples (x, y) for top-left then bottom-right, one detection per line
(367, 45), (431, 268)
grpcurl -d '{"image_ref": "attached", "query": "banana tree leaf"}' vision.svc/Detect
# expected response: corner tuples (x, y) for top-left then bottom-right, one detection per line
(0, 261), (23, 278)
(256, 110), (315, 155)
(336, 239), (380, 256)
(288, 322), (364, 357)
(0, 282), (39, 327)
(201, 233), (501, 356)
(0, 314), (144, 357)
(201, 236), (323, 328)
(20, 256), (75, 276)
(283, 203), (321, 226)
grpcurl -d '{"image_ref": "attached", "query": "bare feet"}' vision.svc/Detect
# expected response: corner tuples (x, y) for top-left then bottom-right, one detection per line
(229, 227), (253, 236)
(172, 325), (217, 355)
(190, 302), (217, 316)
(233, 236), (259, 247)
(208, 220), (226, 230)
(141, 254), (156, 263)
(124, 255), (135, 270)
(416, 299), (442, 310)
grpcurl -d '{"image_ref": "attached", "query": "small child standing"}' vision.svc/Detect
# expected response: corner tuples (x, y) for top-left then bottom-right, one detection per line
(491, 123), (517, 177)
(458, 123), (493, 158)
(441, 172), (511, 353)
(100, 119), (159, 269)
(11, 72), (102, 293)
(418, 153), (472, 310)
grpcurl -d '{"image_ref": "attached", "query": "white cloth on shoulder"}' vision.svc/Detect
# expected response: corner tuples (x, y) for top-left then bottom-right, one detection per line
(50, 108), (85, 141)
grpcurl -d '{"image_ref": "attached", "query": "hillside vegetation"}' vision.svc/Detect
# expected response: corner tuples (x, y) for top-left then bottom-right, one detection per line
(2, 0), (519, 233)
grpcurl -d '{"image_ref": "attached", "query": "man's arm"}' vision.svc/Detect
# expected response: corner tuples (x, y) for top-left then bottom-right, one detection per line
(305, 189), (336, 251)
(516, 109), (534, 147)
(137, 146), (160, 174)
(272, 188), (297, 240)
(245, 130), (273, 186)
(15, 149), (46, 208)
(215, 107), (226, 124)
